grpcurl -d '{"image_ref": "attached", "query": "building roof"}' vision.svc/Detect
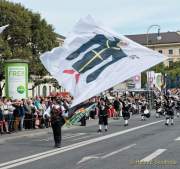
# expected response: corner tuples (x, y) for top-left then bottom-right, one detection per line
(56, 31), (180, 46)
(55, 33), (65, 39)
(126, 31), (180, 45)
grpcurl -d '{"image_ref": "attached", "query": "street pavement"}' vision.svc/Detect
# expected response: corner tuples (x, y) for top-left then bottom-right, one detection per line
(0, 114), (180, 169)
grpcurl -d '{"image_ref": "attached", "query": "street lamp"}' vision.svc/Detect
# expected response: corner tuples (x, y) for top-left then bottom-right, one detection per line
(146, 24), (162, 112)
(146, 24), (162, 47)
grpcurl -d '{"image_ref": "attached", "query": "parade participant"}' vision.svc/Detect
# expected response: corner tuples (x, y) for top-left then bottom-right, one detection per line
(97, 98), (109, 132)
(155, 97), (162, 118)
(119, 98), (130, 126)
(164, 96), (175, 126)
(43, 99), (65, 148)
(140, 99), (150, 120)
(113, 98), (121, 119)
(50, 103), (65, 148)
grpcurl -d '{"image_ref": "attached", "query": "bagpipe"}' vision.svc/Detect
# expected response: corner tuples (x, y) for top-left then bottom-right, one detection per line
(157, 107), (165, 116)
(143, 109), (150, 118)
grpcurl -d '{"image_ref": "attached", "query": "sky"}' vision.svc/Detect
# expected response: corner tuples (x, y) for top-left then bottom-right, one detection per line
(8, 0), (180, 36)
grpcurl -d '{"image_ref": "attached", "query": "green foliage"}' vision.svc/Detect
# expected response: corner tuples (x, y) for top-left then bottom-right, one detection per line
(141, 61), (180, 88)
(150, 61), (180, 79)
(0, 0), (59, 76)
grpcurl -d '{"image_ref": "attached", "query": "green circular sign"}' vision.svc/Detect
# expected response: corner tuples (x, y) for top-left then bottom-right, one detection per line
(17, 85), (25, 94)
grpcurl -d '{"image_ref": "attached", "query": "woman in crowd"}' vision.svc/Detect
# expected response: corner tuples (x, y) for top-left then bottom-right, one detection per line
(1, 98), (10, 133)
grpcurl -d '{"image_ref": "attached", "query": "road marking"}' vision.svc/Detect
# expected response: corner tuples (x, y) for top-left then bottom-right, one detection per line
(0, 120), (164, 169)
(77, 154), (101, 164)
(175, 137), (180, 141)
(101, 144), (136, 159)
(141, 149), (167, 162)
(77, 144), (136, 164)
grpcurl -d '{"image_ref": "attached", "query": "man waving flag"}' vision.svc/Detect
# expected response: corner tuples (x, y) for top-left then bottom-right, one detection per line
(40, 16), (167, 107)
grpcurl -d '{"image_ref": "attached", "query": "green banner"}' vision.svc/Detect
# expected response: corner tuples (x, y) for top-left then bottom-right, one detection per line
(65, 104), (96, 126)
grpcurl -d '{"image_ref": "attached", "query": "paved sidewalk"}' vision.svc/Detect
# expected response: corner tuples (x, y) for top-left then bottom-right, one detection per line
(0, 118), (102, 142)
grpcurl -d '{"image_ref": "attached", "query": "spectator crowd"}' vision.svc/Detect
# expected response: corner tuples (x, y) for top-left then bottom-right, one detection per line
(1, 88), (180, 135)
(0, 96), (71, 134)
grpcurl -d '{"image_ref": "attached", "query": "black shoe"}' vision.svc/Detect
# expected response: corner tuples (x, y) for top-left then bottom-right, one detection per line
(54, 144), (61, 148)
(171, 123), (174, 125)
(6, 131), (11, 134)
(97, 129), (102, 133)
(165, 123), (169, 126)
(124, 124), (128, 126)
(105, 129), (108, 132)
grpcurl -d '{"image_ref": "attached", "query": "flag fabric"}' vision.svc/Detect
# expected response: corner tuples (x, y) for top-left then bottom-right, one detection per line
(0, 25), (9, 34)
(65, 103), (96, 126)
(40, 16), (167, 107)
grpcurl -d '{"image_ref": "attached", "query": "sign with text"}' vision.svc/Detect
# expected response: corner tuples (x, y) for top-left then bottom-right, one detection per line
(5, 62), (28, 99)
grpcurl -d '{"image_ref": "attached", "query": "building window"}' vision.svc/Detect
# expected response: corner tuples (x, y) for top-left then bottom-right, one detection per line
(32, 88), (35, 97)
(49, 86), (52, 94)
(42, 86), (47, 97)
(158, 50), (163, 54)
(168, 49), (173, 55)
(38, 86), (40, 96)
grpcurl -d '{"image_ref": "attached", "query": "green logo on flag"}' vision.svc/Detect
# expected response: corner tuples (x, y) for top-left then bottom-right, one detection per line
(17, 85), (25, 94)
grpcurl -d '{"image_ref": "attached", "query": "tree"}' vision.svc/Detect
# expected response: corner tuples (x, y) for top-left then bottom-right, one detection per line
(141, 61), (180, 89)
(0, 0), (59, 96)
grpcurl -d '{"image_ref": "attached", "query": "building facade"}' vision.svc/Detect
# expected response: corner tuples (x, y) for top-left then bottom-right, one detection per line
(127, 31), (180, 66)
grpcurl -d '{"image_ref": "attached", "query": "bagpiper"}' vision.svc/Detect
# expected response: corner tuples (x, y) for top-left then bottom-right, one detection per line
(155, 97), (164, 118)
(175, 95), (180, 117)
(164, 96), (175, 126)
(119, 98), (131, 126)
(97, 98), (109, 132)
(140, 99), (150, 121)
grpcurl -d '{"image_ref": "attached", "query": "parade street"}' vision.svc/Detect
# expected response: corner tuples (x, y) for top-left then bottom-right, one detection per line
(0, 114), (179, 169)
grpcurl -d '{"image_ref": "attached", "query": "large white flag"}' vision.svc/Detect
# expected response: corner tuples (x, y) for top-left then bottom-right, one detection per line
(0, 24), (9, 34)
(40, 16), (167, 107)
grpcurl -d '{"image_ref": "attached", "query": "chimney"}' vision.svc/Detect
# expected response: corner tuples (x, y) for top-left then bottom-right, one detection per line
(177, 31), (180, 35)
